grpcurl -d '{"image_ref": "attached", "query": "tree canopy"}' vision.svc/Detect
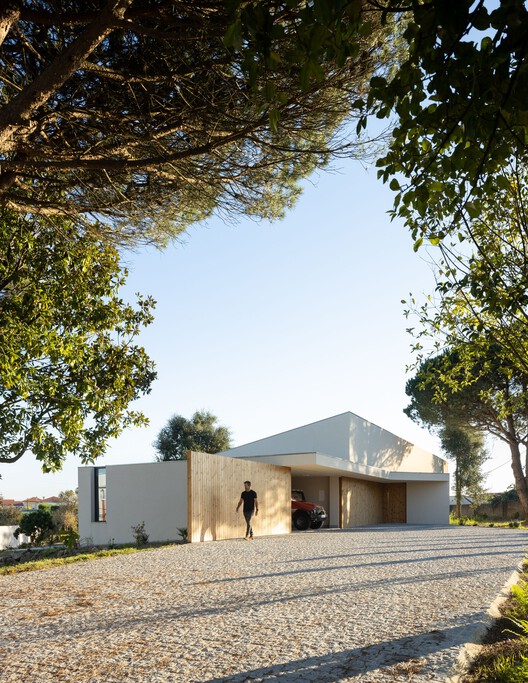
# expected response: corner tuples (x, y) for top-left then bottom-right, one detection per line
(404, 353), (488, 516)
(154, 410), (231, 461)
(0, 1), (394, 243)
(405, 347), (528, 517)
(440, 425), (487, 518)
(370, 0), (528, 244)
(0, 210), (156, 472)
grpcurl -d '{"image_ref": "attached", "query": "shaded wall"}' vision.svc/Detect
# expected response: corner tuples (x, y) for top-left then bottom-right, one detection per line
(188, 451), (291, 542)
(407, 481), (449, 525)
(291, 475), (330, 527)
(0, 525), (30, 549)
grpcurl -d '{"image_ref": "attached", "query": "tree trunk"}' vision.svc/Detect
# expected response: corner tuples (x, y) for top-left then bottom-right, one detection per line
(509, 440), (528, 518)
(455, 464), (462, 518)
(0, 0), (133, 150)
(0, 2), (20, 48)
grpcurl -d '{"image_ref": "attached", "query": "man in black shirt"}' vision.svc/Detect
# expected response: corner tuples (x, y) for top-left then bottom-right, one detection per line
(236, 480), (258, 540)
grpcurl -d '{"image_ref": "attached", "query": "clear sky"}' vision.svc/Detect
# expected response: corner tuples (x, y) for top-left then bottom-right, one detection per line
(0, 157), (515, 501)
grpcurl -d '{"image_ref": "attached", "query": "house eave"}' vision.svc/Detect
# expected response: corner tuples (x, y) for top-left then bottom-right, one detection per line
(237, 452), (449, 483)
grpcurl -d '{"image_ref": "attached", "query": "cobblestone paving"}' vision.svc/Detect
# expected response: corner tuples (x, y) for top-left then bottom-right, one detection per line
(1, 525), (526, 682)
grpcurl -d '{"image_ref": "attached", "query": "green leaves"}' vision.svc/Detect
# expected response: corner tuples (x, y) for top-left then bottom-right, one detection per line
(0, 211), (156, 471)
(154, 411), (231, 461)
(374, 0), (528, 242)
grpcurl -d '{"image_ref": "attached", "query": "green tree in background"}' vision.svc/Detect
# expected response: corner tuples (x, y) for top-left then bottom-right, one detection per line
(0, 210), (157, 472)
(14, 508), (54, 546)
(0, 501), (22, 526)
(154, 411), (231, 461)
(440, 426), (488, 519)
(405, 354), (488, 518)
(405, 347), (528, 518)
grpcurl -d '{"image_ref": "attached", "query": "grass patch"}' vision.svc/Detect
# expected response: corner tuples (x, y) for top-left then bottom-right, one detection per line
(462, 563), (528, 682)
(450, 516), (528, 529)
(0, 543), (178, 576)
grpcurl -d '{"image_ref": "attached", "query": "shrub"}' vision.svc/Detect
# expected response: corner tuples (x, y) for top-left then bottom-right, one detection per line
(0, 505), (23, 525)
(58, 529), (79, 552)
(131, 521), (149, 547)
(52, 505), (78, 533)
(14, 509), (54, 545)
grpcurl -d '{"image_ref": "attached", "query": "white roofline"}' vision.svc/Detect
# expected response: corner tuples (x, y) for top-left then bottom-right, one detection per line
(240, 452), (449, 483)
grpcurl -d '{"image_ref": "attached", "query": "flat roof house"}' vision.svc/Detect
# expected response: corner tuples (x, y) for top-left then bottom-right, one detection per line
(78, 412), (449, 545)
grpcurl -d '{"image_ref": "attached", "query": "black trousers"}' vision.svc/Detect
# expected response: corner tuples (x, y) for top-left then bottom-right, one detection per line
(243, 510), (254, 537)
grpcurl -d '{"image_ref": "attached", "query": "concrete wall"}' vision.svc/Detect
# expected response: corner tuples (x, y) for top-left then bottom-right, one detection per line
(220, 413), (352, 460)
(219, 412), (447, 476)
(78, 461), (187, 546)
(407, 481), (450, 525)
(0, 525), (30, 549)
(347, 416), (446, 474)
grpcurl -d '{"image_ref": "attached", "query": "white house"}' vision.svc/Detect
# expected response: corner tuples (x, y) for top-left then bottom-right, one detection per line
(78, 412), (449, 545)
(217, 412), (449, 527)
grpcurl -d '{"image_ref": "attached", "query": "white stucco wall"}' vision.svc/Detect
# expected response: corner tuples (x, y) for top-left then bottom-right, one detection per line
(219, 412), (447, 476)
(78, 461), (188, 546)
(219, 413), (352, 460)
(406, 480), (450, 525)
(0, 525), (30, 549)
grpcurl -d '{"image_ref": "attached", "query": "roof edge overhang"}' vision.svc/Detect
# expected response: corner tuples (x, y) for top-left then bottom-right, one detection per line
(238, 452), (449, 483)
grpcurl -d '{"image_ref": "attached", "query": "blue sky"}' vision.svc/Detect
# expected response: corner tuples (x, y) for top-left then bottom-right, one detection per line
(1, 157), (515, 500)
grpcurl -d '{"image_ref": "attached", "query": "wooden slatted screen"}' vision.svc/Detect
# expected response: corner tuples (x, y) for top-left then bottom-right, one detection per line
(188, 451), (291, 542)
(340, 477), (384, 527)
(382, 483), (407, 523)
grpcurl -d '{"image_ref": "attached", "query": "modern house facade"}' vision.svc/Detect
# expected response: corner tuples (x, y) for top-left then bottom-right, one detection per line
(78, 412), (449, 545)
(217, 412), (449, 527)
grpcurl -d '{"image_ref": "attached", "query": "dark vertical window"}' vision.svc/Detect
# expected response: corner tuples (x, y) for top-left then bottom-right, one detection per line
(94, 467), (107, 522)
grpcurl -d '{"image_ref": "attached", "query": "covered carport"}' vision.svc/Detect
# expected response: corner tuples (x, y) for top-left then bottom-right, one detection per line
(237, 451), (449, 527)
(217, 412), (450, 527)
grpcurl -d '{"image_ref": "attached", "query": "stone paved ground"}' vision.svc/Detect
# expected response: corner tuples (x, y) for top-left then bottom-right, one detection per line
(0, 525), (526, 683)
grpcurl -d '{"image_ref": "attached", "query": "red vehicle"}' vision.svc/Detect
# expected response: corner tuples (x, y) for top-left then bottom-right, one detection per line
(291, 489), (327, 530)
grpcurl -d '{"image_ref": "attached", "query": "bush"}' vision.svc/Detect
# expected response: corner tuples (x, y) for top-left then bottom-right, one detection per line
(0, 505), (23, 525)
(52, 506), (78, 533)
(58, 529), (79, 552)
(14, 509), (54, 545)
(131, 521), (149, 547)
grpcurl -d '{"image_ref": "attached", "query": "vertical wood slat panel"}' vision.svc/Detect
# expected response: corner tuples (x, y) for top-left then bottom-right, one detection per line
(382, 483), (407, 523)
(188, 451), (291, 542)
(340, 478), (384, 527)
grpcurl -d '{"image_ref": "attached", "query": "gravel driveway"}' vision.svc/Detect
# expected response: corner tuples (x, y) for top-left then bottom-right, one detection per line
(1, 525), (526, 683)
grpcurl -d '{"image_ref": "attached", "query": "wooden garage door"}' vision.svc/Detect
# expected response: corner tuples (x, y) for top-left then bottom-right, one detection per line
(383, 483), (407, 523)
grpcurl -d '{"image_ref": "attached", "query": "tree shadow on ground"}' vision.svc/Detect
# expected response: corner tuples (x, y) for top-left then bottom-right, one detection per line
(201, 619), (481, 682)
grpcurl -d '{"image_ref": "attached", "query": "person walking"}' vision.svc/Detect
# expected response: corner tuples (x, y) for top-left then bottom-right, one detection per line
(236, 480), (258, 540)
